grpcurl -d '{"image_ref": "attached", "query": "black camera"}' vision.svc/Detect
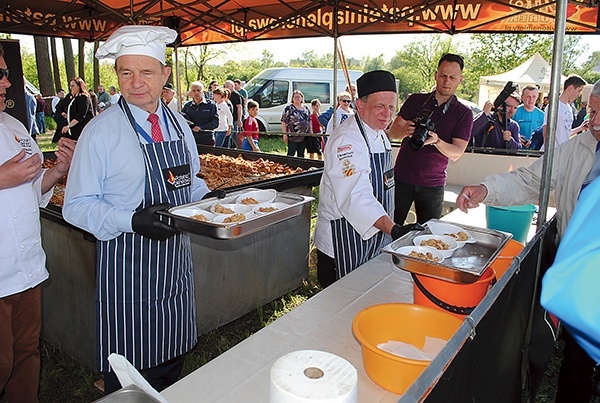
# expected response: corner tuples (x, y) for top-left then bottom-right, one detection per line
(493, 81), (519, 110)
(409, 108), (435, 150)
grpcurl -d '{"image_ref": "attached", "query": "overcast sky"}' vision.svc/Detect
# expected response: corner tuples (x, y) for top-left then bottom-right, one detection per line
(13, 32), (598, 66)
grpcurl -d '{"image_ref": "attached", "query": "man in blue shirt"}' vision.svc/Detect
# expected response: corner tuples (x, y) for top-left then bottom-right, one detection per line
(512, 84), (544, 148)
(64, 25), (217, 395)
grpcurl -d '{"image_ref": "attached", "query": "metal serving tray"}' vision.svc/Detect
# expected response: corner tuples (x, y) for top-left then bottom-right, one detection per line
(159, 188), (313, 240)
(382, 219), (511, 284)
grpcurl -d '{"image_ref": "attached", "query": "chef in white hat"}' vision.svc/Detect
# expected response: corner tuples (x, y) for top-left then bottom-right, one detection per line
(63, 25), (218, 395)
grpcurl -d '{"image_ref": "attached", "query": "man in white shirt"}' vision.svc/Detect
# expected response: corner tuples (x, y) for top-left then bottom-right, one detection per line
(51, 88), (65, 114)
(161, 82), (179, 113)
(314, 70), (415, 288)
(0, 42), (75, 401)
(542, 75), (587, 149)
(108, 85), (120, 106)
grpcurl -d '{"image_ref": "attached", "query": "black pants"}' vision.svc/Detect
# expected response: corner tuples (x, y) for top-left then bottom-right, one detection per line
(316, 249), (336, 289)
(555, 330), (597, 403)
(102, 354), (185, 395)
(394, 181), (444, 225)
(287, 140), (306, 158)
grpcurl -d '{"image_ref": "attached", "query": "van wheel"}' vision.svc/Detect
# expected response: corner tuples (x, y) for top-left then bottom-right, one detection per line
(258, 120), (266, 134)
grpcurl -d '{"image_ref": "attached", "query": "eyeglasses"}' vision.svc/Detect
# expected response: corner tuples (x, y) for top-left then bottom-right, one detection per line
(0, 68), (9, 80)
(341, 100), (352, 103)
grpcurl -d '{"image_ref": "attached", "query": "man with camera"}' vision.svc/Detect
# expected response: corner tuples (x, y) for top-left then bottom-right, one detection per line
(389, 53), (473, 225)
(471, 90), (522, 149)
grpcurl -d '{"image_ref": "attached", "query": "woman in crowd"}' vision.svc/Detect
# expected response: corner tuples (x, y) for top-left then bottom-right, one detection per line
(60, 77), (93, 140)
(213, 87), (234, 147)
(281, 89), (311, 158)
(325, 91), (354, 135)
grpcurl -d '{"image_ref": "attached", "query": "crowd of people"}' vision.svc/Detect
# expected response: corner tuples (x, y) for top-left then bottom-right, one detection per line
(3, 21), (599, 402)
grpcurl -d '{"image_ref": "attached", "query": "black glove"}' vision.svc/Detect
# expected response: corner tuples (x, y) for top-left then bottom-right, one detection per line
(131, 203), (178, 241)
(202, 189), (227, 200)
(391, 223), (425, 240)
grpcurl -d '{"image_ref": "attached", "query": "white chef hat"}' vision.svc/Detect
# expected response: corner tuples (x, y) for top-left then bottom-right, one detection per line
(96, 25), (177, 65)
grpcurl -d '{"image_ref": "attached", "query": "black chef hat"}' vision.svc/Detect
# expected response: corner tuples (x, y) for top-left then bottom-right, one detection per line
(357, 70), (397, 98)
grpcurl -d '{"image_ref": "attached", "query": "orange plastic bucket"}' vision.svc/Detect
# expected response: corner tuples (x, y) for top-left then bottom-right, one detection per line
(413, 267), (496, 320)
(352, 303), (462, 395)
(489, 239), (525, 279)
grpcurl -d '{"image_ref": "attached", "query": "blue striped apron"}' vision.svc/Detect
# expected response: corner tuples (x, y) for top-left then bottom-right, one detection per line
(331, 116), (394, 279)
(96, 99), (197, 372)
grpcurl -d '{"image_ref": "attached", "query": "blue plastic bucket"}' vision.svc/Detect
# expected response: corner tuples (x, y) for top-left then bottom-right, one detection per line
(485, 204), (537, 243)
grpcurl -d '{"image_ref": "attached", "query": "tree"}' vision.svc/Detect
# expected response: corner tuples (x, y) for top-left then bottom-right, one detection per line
(33, 36), (54, 100)
(388, 34), (459, 100)
(576, 50), (600, 84)
(78, 39), (85, 80)
(362, 55), (386, 72)
(561, 35), (586, 73)
(63, 38), (75, 81)
(50, 38), (62, 93)
(93, 41), (100, 91)
(463, 33), (587, 101)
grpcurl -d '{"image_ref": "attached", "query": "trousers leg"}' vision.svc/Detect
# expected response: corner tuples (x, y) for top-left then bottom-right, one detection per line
(316, 249), (337, 289)
(413, 185), (445, 224)
(0, 286), (42, 403)
(555, 330), (596, 403)
(144, 355), (185, 392)
(394, 182), (416, 225)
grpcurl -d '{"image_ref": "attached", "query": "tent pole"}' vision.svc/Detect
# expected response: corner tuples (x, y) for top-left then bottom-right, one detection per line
(332, 2), (339, 132)
(521, 0), (567, 397)
(539, 1), (567, 226)
(174, 44), (181, 111)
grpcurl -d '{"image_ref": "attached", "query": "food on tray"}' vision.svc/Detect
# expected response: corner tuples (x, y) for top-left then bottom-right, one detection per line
(240, 197), (259, 205)
(444, 231), (470, 241)
(199, 154), (304, 189)
(408, 250), (440, 262)
(213, 204), (235, 214)
(420, 238), (450, 250)
(258, 206), (278, 213)
(43, 159), (68, 207)
(190, 214), (209, 222)
(223, 213), (246, 223)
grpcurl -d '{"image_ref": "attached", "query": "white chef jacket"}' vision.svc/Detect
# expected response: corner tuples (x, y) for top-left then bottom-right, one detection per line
(0, 112), (52, 298)
(314, 116), (391, 258)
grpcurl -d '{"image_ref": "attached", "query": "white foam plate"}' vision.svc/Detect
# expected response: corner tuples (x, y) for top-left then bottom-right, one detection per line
(172, 207), (213, 219)
(235, 189), (277, 205)
(210, 203), (253, 215)
(252, 202), (290, 215)
(413, 234), (458, 259)
(394, 245), (445, 264)
(426, 221), (476, 248)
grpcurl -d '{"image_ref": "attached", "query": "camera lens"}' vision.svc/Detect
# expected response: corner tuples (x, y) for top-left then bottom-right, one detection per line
(409, 127), (428, 150)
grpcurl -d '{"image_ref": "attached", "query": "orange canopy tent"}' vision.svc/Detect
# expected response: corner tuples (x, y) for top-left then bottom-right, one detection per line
(0, 0), (598, 45)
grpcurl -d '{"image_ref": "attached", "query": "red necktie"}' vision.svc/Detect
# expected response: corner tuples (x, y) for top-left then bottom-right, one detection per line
(147, 113), (164, 142)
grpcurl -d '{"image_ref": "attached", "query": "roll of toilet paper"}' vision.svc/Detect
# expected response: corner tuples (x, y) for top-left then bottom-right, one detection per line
(269, 350), (358, 403)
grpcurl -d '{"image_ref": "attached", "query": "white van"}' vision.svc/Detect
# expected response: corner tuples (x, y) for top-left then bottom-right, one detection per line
(244, 67), (363, 133)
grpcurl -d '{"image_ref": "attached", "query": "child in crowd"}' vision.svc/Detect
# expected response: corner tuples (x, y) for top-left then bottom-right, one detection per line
(308, 99), (324, 160)
(241, 100), (260, 152)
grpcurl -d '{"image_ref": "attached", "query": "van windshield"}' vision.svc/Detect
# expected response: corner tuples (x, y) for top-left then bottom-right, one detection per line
(246, 78), (289, 108)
